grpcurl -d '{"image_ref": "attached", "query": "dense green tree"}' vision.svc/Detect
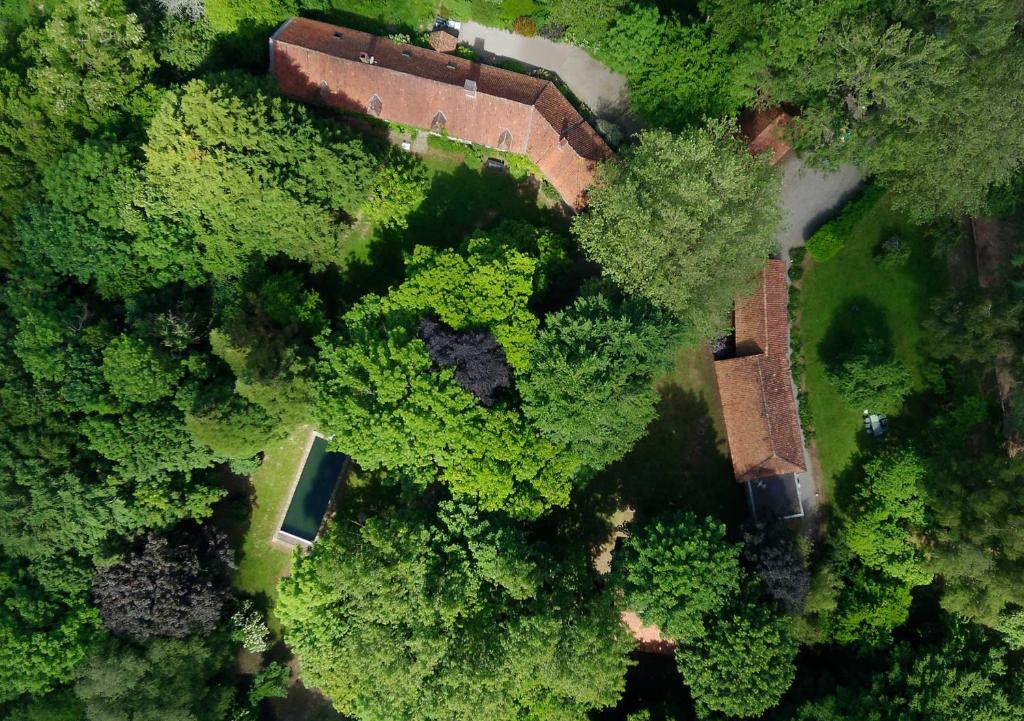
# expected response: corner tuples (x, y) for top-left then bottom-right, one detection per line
(101, 335), (183, 405)
(573, 123), (780, 337)
(706, 0), (1024, 221)
(842, 450), (931, 586)
(74, 636), (235, 721)
(825, 344), (912, 414)
(520, 292), (686, 473)
(676, 599), (797, 718)
(0, 0), (156, 261)
(790, 619), (1024, 721)
(0, 557), (99, 703)
(5, 690), (85, 721)
(143, 76), (381, 279)
(278, 502), (631, 721)
(313, 243), (577, 517)
(613, 513), (742, 642)
(598, 4), (744, 128)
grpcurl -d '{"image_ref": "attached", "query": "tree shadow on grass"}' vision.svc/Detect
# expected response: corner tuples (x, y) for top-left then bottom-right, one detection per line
(571, 384), (744, 551)
(323, 162), (566, 311)
(817, 296), (893, 370)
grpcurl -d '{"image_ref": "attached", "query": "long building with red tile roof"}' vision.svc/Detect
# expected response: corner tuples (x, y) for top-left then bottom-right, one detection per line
(269, 17), (613, 208)
(714, 260), (806, 482)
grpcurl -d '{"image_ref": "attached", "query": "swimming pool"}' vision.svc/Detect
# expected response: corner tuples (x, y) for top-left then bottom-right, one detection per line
(278, 434), (347, 545)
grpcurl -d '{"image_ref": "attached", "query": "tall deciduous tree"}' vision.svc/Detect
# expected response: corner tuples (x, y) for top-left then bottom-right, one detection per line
(675, 599), (798, 718)
(313, 243), (576, 518)
(74, 636), (235, 721)
(0, 557), (99, 703)
(278, 502), (631, 721)
(573, 123), (780, 337)
(612, 512), (742, 642)
(520, 292), (687, 474)
(706, 0), (1024, 221)
(91, 529), (233, 641)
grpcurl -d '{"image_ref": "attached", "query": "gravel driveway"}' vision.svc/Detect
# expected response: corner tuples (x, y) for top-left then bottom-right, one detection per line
(775, 156), (863, 257)
(457, 22), (637, 129)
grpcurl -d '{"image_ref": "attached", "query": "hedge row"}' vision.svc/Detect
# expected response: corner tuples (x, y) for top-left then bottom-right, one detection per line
(806, 184), (885, 262)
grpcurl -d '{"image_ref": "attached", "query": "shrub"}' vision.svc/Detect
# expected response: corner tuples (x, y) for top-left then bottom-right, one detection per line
(806, 184), (885, 262)
(806, 222), (846, 262)
(874, 233), (911, 270)
(248, 662), (290, 705)
(513, 16), (537, 36)
(788, 246), (806, 265)
(231, 600), (271, 653)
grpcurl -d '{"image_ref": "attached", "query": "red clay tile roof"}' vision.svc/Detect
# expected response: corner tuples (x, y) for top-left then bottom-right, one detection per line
(269, 18), (613, 208)
(735, 259), (790, 356)
(714, 260), (806, 482)
(740, 109), (793, 166)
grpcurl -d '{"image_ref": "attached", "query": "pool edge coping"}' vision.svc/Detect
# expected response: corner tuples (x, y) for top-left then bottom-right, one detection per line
(270, 427), (320, 551)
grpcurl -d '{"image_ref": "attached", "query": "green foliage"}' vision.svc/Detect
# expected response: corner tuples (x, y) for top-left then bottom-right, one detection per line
(545, 0), (627, 46)
(598, 5), (744, 128)
(519, 292), (686, 474)
(675, 600), (797, 719)
(101, 335), (183, 405)
(828, 564), (913, 646)
(155, 14), (216, 71)
(74, 636), (235, 721)
(573, 123), (781, 337)
(248, 662), (290, 705)
(707, 0), (1024, 220)
(0, 558), (99, 703)
(143, 76), (379, 280)
(826, 353), (912, 414)
(842, 450), (930, 586)
(791, 619), (1024, 721)
(613, 513), (741, 643)
(806, 186), (885, 262)
(313, 242), (579, 517)
(277, 503), (632, 721)
(5, 690), (85, 721)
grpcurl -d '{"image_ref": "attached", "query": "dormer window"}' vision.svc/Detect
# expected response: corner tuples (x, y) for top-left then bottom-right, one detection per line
(497, 129), (512, 151)
(367, 94), (382, 117)
(431, 111), (447, 133)
(464, 79), (477, 98)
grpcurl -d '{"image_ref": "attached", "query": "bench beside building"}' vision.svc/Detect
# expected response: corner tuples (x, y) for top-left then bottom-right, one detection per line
(269, 17), (613, 208)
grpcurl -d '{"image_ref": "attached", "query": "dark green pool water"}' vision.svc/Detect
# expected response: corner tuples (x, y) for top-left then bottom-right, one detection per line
(280, 436), (347, 542)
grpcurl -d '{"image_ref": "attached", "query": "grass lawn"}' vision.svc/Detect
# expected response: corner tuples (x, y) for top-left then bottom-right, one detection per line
(796, 193), (944, 497)
(594, 342), (745, 530)
(234, 425), (312, 625)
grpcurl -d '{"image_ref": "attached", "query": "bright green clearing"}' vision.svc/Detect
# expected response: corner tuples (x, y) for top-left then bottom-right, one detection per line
(796, 193), (943, 497)
(234, 426), (310, 613)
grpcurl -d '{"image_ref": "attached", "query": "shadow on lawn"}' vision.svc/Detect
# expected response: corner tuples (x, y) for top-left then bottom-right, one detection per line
(817, 296), (893, 370)
(324, 163), (566, 310)
(574, 384), (743, 547)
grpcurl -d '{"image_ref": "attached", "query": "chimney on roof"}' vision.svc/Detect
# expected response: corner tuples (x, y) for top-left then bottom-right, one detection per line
(359, 52), (375, 65)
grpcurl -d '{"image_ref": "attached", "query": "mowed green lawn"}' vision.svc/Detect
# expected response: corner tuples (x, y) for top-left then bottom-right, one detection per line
(797, 193), (944, 496)
(234, 425), (311, 626)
